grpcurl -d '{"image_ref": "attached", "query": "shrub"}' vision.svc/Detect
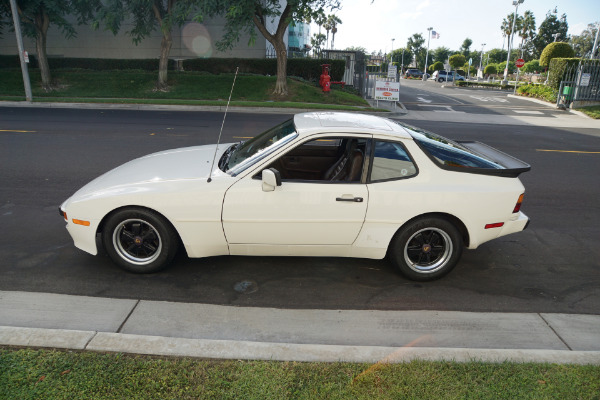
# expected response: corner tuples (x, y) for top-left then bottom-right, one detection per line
(546, 58), (581, 90)
(429, 61), (443, 72)
(522, 59), (540, 73)
(517, 83), (558, 103)
(540, 42), (575, 67)
(449, 54), (466, 70)
(484, 65), (497, 75)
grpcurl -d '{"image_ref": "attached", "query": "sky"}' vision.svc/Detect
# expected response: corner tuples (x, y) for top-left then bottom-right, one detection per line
(310, 0), (600, 55)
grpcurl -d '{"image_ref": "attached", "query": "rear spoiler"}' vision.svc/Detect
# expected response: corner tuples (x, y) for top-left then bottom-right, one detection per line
(458, 141), (531, 178)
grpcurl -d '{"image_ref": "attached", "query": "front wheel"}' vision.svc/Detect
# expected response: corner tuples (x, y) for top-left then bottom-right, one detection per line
(102, 208), (179, 273)
(438, 78), (444, 82)
(388, 217), (463, 281)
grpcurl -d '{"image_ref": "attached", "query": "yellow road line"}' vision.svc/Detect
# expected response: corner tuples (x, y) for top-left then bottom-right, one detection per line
(233, 136), (253, 139)
(537, 149), (600, 154)
(0, 129), (36, 133)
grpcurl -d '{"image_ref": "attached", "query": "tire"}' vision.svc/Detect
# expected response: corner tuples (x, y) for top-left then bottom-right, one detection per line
(438, 78), (444, 83)
(388, 217), (463, 281)
(102, 208), (179, 273)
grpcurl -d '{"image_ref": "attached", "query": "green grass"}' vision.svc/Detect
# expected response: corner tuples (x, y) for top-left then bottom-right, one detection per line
(1, 349), (599, 399)
(0, 69), (371, 110)
(576, 105), (600, 119)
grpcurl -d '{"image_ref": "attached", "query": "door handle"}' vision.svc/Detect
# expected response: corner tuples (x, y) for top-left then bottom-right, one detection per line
(336, 197), (364, 203)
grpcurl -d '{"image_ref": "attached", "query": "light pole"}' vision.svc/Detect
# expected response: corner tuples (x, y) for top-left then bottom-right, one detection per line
(591, 22), (600, 59)
(401, 48), (405, 75)
(478, 43), (486, 79)
(503, 0), (524, 85)
(552, 33), (560, 42)
(423, 27), (433, 81)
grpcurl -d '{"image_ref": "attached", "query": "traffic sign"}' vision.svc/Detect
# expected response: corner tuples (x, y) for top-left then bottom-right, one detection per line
(516, 58), (525, 68)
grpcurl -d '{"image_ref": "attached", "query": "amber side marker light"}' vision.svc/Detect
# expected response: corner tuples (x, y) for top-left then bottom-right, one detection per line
(72, 219), (90, 226)
(513, 193), (525, 213)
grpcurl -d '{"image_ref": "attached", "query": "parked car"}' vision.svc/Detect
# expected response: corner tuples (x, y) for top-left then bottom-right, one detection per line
(432, 70), (466, 82)
(60, 112), (530, 281)
(404, 69), (429, 79)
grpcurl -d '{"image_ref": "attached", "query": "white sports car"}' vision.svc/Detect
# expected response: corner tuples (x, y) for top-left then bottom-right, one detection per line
(60, 112), (530, 281)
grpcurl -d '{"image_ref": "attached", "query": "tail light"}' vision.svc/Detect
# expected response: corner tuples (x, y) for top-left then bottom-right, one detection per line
(513, 193), (525, 213)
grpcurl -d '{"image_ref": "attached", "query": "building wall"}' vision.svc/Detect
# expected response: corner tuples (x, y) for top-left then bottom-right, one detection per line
(0, 16), (268, 59)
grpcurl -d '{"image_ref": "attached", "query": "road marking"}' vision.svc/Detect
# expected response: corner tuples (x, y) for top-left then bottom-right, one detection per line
(416, 97), (432, 103)
(233, 136), (253, 139)
(513, 110), (544, 115)
(432, 106), (464, 113)
(470, 95), (509, 103)
(537, 149), (600, 154)
(0, 129), (36, 133)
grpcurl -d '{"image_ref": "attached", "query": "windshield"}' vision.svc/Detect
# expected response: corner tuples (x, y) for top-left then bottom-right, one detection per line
(223, 119), (298, 175)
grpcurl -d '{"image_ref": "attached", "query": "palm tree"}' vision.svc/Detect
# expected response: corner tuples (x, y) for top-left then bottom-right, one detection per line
(518, 10), (536, 57)
(501, 13), (517, 51)
(328, 15), (342, 49)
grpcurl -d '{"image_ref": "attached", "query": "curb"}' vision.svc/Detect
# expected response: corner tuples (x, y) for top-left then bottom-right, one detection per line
(3, 326), (600, 365)
(507, 94), (592, 118)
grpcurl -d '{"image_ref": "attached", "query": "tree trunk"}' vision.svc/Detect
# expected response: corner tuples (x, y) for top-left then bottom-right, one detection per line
(34, 10), (51, 91)
(157, 31), (172, 90)
(273, 41), (287, 95)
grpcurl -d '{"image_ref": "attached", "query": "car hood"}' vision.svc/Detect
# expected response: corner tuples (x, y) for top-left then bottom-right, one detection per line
(69, 143), (233, 198)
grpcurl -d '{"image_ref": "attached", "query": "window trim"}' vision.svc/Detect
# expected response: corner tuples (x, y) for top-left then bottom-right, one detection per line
(367, 139), (419, 184)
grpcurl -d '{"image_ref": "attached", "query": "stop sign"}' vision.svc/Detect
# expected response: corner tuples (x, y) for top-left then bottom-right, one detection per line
(516, 58), (525, 68)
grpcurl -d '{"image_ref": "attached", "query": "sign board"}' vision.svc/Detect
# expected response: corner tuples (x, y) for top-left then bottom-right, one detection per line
(374, 80), (400, 102)
(516, 58), (525, 68)
(387, 65), (397, 79)
(580, 73), (591, 87)
(23, 51), (29, 63)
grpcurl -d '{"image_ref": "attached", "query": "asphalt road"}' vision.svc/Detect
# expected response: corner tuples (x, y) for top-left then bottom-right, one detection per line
(1, 104), (599, 314)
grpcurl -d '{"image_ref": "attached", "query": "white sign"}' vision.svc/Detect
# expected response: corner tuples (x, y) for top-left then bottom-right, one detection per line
(580, 73), (591, 87)
(375, 81), (400, 101)
(23, 51), (29, 63)
(387, 65), (397, 79)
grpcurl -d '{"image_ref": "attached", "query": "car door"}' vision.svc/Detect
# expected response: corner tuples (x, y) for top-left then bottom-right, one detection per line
(222, 135), (370, 246)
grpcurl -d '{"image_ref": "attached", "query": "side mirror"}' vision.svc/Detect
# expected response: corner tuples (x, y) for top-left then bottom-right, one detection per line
(262, 168), (282, 192)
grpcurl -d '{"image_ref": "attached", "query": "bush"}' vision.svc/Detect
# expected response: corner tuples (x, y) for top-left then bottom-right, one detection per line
(429, 61), (443, 72)
(0, 55), (173, 70)
(484, 65), (497, 75)
(540, 42), (575, 67)
(517, 83), (557, 103)
(522, 59), (540, 73)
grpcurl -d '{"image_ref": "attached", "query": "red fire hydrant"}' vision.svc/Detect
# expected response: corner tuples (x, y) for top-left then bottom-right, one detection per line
(320, 64), (331, 93)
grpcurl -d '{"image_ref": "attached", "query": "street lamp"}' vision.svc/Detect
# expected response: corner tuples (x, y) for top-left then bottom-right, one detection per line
(552, 33), (560, 42)
(503, 0), (524, 85)
(423, 27), (433, 81)
(478, 43), (486, 78)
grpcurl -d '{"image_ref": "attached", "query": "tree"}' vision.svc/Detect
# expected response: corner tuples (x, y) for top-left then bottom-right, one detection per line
(486, 48), (507, 64)
(325, 14), (341, 49)
(532, 11), (568, 58)
(517, 10), (536, 57)
(202, 0), (340, 96)
(460, 38), (472, 58)
(431, 46), (451, 65)
(540, 42), (575, 67)
(569, 23), (599, 58)
(429, 61), (443, 72)
(311, 32), (326, 56)
(501, 13), (517, 51)
(6, 0), (99, 91)
(95, 0), (203, 91)
(407, 33), (425, 69)
(448, 54), (466, 70)
(484, 64), (497, 76)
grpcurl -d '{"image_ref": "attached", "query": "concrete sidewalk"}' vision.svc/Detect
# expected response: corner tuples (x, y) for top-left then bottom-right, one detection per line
(1, 291), (599, 364)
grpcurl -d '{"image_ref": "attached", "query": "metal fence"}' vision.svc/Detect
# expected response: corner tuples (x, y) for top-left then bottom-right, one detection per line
(557, 59), (600, 108)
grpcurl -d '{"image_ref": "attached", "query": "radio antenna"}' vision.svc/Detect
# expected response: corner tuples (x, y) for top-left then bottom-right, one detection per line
(208, 66), (239, 183)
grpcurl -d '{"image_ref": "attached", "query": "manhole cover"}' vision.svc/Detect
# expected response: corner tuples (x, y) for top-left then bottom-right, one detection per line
(233, 280), (258, 294)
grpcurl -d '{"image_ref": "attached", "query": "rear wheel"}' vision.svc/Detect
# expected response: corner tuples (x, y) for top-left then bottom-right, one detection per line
(102, 208), (179, 273)
(389, 217), (463, 281)
(438, 78), (444, 82)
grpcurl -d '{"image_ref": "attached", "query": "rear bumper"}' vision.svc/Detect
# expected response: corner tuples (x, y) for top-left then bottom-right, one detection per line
(499, 211), (530, 237)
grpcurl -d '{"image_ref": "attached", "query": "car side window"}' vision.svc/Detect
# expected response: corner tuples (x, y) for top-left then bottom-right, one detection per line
(369, 141), (417, 182)
(264, 137), (368, 183)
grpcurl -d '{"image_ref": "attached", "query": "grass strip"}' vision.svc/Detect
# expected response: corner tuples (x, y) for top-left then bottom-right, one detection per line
(576, 105), (600, 119)
(1, 348), (599, 399)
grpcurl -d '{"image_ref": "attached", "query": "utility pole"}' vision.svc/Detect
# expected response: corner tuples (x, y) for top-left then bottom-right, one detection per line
(423, 27), (433, 81)
(9, 0), (33, 102)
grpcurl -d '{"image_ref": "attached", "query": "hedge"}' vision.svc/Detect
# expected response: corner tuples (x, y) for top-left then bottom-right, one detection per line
(0, 55), (175, 70)
(182, 58), (345, 81)
(547, 58), (600, 90)
(0, 55), (345, 81)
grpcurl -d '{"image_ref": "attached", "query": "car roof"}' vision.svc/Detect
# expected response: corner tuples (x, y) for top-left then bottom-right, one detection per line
(293, 112), (413, 139)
